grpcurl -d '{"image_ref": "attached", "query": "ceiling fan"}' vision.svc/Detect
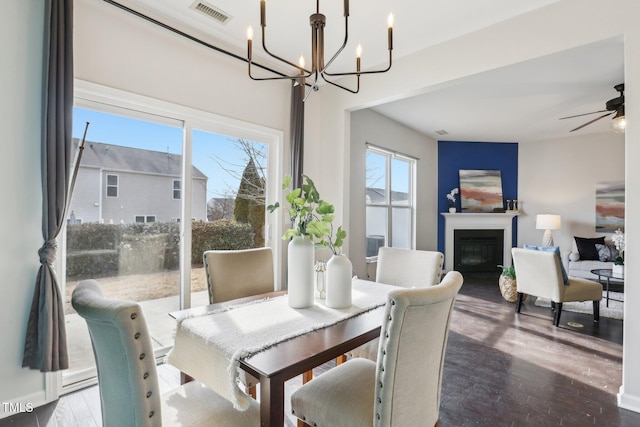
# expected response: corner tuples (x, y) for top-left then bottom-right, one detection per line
(560, 83), (625, 132)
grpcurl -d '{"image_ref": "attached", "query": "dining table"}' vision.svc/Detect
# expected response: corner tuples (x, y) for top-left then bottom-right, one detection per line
(167, 279), (397, 427)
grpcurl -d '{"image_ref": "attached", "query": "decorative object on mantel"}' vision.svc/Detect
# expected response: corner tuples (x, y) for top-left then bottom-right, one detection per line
(612, 228), (625, 277)
(247, 0), (394, 101)
(459, 169), (504, 213)
(506, 199), (511, 211)
(268, 175), (345, 308)
(446, 187), (459, 213)
(595, 181), (625, 233)
(497, 264), (526, 303)
(536, 214), (561, 247)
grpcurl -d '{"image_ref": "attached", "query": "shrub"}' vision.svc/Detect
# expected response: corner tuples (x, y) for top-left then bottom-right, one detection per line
(191, 220), (255, 264)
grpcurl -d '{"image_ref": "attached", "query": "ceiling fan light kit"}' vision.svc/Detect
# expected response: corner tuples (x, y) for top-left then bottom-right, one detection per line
(246, 0), (393, 101)
(560, 83), (626, 133)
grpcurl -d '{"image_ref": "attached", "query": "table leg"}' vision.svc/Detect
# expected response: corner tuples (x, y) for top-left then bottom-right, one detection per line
(259, 375), (285, 427)
(606, 277), (610, 308)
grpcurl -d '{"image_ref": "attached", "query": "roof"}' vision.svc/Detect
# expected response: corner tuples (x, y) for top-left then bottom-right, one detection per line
(366, 187), (408, 204)
(74, 139), (207, 180)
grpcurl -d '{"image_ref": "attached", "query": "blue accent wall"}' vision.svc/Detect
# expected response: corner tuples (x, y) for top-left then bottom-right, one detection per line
(437, 141), (518, 258)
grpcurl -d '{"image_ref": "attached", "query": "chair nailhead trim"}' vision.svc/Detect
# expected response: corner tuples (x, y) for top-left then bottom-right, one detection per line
(146, 391), (152, 398)
(143, 372), (149, 379)
(140, 353), (145, 360)
(391, 300), (395, 305)
(379, 381), (383, 388)
(134, 332), (140, 339)
(149, 411), (154, 418)
(377, 414), (381, 420)
(131, 313), (137, 319)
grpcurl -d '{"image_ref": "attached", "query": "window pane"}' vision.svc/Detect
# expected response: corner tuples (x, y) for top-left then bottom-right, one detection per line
(366, 151), (386, 204)
(65, 106), (183, 386)
(391, 158), (410, 206)
(391, 207), (411, 248)
(366, 206), (387, 257)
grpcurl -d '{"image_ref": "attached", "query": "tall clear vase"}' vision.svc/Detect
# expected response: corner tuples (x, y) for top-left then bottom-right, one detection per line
(287, 235), (315, 308)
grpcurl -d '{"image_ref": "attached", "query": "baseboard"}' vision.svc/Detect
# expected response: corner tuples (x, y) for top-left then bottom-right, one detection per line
(0, 390), (46, 419)
(618, 386), (640, 413)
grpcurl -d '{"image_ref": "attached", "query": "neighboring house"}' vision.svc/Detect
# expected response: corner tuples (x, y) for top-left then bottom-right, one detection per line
(68, 140), (208, 224)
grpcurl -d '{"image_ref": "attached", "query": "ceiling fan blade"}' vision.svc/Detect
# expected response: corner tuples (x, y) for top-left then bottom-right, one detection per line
(560, 109), (609, 120)
(569, 112), (613, 132)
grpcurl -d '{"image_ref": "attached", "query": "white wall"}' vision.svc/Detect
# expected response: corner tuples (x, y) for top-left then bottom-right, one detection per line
(349, 109), (438, 278)
(518, 132), (625, 250)
(0, 0), (48, 416)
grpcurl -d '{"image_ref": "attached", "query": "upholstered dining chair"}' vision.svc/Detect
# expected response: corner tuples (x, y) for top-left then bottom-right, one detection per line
(203, 247), (275, 304)
(203, 247), (276, 398)
(71, 280), (259, 427)
(291, 271), (463, 427)
(375, 246), (444, 288)
(511, 248), (603, 326)
(349, 247), (445, 360)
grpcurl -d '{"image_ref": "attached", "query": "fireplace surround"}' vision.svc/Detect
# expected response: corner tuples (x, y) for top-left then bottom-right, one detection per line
(442, 212), (519, 272)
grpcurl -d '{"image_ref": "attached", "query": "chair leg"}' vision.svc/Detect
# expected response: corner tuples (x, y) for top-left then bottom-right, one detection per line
(336, 354), (347, 365)
(553, 302), (563, 326)
(593, 300), (600, 323)
(246, 385), (256, 399)
(515, 292), (524, 313)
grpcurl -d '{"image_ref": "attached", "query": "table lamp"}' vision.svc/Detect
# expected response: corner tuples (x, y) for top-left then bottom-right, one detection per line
(536, 214), (561, 247)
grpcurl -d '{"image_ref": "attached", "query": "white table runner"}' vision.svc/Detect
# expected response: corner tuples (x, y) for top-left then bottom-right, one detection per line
(167, 279), (395, 410)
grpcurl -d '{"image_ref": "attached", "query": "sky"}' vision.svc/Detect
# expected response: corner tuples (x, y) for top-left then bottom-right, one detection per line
(72, 107), (266, 200)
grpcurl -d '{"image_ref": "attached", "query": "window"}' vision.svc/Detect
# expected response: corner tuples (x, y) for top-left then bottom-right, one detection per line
(135, 215), (156, 223)
(365, 146), (416, 259)
(106, 174), (118, 197)
(173, 179), (181, 199)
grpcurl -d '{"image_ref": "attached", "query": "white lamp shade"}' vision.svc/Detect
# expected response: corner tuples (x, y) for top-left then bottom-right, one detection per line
(536, 214), (561, 231)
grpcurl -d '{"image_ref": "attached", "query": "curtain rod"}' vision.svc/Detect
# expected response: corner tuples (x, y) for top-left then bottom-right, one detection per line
(365, 142), (420, 161)
(101, 0), (290, 79)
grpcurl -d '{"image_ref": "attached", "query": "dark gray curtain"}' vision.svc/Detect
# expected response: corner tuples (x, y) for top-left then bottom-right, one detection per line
(23, 0), (74, 372)
(290, 81), (305, 189)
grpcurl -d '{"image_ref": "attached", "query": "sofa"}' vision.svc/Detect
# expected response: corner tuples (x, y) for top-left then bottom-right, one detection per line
(561, 236), (623, 283)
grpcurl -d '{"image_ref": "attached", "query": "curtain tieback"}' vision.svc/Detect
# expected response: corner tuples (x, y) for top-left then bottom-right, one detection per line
(38, 239), (58, 265)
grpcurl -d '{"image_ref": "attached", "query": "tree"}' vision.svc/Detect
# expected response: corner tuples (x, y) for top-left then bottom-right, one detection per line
(234, 157), (266, 247)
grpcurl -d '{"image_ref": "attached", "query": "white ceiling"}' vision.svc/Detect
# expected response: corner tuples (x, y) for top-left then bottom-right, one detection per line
(123, 0), (624, 143)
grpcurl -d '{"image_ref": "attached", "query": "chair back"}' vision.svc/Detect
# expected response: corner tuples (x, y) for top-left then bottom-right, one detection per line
(71, 280), (162, 427)
(376, 247), (444, 288)
(203, 247), (274, 304)
(375, 270), (463, 426)
(511, 248), (565, 301)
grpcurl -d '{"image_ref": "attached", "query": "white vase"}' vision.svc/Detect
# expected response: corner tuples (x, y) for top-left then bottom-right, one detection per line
(449, 207), (456, 213)
(612, 264), (624, 278)
(325, 254), (353, 308)
(287, 236), (315, 308)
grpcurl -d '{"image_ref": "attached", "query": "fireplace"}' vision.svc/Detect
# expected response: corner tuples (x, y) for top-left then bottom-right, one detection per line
(442, 212), (519, 272)
(454, 229), (504, 272)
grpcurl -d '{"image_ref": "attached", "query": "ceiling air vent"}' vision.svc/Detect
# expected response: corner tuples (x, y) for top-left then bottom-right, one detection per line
(190, 1), (232, 24)
(435, 130), (449, 136)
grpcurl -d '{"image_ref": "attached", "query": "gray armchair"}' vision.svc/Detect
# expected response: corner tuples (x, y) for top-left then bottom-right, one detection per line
(72, 280), (259, 427)
(290, 271), (463, 427)
(511, 248), (603, 326)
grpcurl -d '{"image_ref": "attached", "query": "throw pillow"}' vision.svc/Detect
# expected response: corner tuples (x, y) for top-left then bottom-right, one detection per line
(574, 236), (606, 261)
(569, 252), (580, 262)
(595, 243), (620, 262)
(523, 244), (569, 285)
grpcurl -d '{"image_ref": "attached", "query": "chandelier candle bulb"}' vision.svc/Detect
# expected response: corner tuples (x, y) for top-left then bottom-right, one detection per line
(246, 26), (253, 60)
(388, 13), (394, 50)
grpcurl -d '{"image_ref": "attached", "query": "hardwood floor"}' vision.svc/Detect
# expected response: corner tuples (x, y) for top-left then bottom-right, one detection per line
(2, 273), (638, 426)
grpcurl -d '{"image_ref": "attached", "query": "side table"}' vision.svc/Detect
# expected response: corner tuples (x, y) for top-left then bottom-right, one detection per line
(590, 268), (624, 307)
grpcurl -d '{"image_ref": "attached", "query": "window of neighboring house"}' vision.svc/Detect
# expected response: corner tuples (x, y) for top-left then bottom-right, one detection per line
(365, 145), (416, 259)
(173, 179), (181, 199)
(106, 174), (118, 197)
(135, 215), (156, 223)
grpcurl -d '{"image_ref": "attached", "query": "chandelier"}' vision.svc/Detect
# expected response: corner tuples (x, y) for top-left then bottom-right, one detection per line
(247, 0), (393, 100)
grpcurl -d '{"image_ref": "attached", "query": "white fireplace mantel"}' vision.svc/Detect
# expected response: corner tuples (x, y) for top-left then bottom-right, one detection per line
(442, 212), (519, 272)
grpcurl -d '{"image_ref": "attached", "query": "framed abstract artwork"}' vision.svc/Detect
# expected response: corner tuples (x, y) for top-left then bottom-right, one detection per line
(596, 181), (625, 232)
(459, 169), (504, 213)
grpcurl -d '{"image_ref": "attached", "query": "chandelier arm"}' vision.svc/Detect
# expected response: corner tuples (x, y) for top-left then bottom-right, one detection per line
(260, 26), (310, 74)
(324, 51), (392, 77)
(320, 72), (360, 94)
(248, 61), (313, 87)
(320, 12), (349, 73)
